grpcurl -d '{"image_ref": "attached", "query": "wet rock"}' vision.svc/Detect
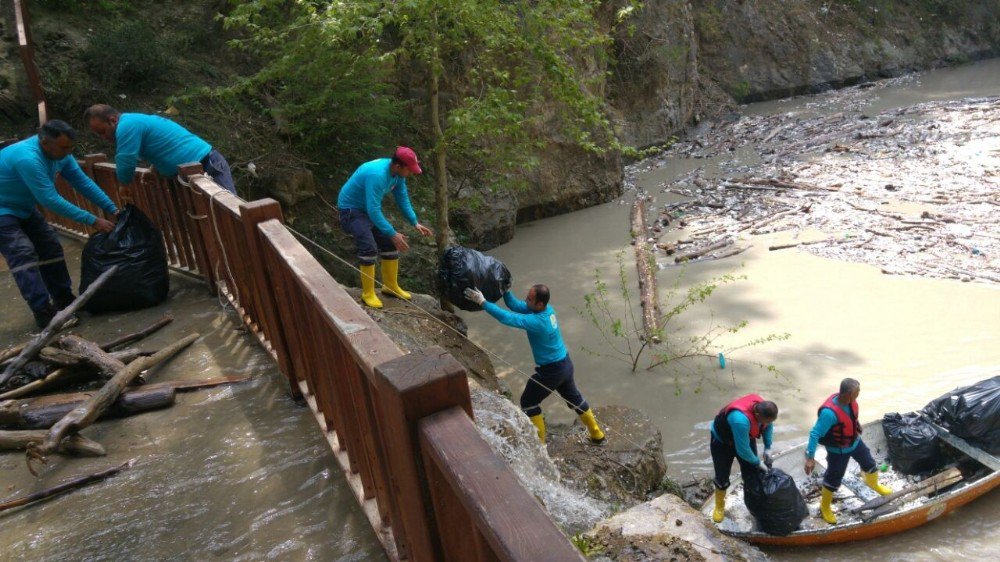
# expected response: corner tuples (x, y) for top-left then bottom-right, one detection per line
(262, 168), (316, 207)
(586, 494), (769, 562)
(546, 405), (667, 508)
(343, 288), (509, 396)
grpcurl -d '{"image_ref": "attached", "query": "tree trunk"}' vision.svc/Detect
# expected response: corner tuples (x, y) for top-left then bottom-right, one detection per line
(0, 386), (177, 430)
(37, 333), (199, 457)
(429, 35), (455, 313)
(0, 430), (105, 456)
(631, 198), (661, 343)
(0, 266), (118, 386)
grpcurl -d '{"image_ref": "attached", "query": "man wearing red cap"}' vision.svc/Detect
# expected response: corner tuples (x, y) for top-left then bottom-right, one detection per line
(337, 147), (433, 308)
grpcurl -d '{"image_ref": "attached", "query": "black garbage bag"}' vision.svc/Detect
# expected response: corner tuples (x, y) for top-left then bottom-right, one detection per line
(437, 246), (512, 311)
(921, 376), (1000, 455)
(882, 412), (946, 475)
(743, 468), (808, 536)
(79, 204), (169, 313)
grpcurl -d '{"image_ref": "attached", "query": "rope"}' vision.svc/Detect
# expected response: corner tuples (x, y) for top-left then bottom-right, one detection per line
(177, 173), (240, 313)
(282, 224), (659, 457)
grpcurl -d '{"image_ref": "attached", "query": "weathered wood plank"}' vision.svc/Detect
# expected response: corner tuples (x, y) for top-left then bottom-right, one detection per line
(419, 407), (585, 562)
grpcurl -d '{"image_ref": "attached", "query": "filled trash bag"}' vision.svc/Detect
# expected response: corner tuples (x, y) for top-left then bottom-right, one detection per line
(437, 246), (512, 311)
(921, 376), (1000, 455)
(882, 412), (946, 475)
(743, 468), (808, 536)
(80, 204), (169, 313)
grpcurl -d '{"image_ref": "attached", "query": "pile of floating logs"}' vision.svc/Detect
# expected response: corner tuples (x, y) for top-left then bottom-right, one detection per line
(0, 267), (246, 508)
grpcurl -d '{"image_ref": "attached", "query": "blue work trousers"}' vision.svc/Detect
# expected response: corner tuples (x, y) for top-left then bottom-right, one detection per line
(338, 208), (398, 266)
(200, 149), (236, 194)
(0, 210), (73, 314)
(823, 439), (877, 491)
(710, 434), (761, 491)
(520, 355), (589, 417)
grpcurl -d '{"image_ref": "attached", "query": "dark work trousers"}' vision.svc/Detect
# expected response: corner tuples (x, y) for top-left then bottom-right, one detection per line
(822, 439), (877, 491)
(519, 355), (589, 417)
(710, 434), (761, 490)
(200, 148), (236, 194)
(0, 210), (73, 314)
(338, 208), (398, 266)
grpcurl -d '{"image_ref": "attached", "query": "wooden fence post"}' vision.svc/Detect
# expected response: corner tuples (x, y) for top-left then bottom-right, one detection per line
(373, 346), (473, 562)
(177, 163), (219, 294)
(239, 203), (299, 396)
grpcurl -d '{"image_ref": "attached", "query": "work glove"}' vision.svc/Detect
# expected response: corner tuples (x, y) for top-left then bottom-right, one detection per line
(464, 287), (486, 306)
(756, 462), (771, 475)
(762, 449), (774, 469)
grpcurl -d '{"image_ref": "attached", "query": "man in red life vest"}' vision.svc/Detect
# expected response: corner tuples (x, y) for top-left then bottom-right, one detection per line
(709, 394), (779, 523)
(804, 378), (892, 524)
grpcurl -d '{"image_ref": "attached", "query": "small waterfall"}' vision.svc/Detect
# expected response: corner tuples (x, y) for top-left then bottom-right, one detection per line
(470, 385), (610, 533)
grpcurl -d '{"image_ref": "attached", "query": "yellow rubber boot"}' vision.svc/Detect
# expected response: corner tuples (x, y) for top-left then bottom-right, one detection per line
(529, 414), (546, 444)
(380, 259), (411, 300)
(360, 264), (383, 309)
(712, 489), (726, 523)
(579, 409), (606, 444)
(863, 470), (892, 496)
(819, 487), (837, 524)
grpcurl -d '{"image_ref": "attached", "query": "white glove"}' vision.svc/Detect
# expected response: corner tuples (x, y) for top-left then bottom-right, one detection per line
(756, 462), (771, 474)
(762, 449), (774, 468)
(464, 287), (486, 306)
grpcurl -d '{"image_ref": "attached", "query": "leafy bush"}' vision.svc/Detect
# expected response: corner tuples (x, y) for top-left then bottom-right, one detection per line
(82, 21), (172, 92)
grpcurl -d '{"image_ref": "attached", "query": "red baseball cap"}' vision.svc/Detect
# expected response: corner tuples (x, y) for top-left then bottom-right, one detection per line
(394, 146), (422, 175)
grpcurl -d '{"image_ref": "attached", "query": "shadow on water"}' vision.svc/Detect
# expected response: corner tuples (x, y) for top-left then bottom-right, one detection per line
(0, 238), (385, 562)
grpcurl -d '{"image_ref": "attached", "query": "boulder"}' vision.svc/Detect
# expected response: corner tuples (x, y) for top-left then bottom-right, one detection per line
(546, 405), (667, 507)
(343, 288), (509, 396)
(586, 493), (769, 562)
(263, 168), (316, 206)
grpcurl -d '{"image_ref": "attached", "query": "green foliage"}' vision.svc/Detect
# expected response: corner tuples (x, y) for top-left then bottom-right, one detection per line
(224, 0), (632, 205)
(37, 0), (128, 12)
(576, 250), (790, 392)
(82, 21), (172, 92)
(570, 532), (602, 556)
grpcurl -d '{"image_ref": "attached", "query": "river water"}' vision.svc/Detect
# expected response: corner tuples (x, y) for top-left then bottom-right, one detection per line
(0, 245), (385, 561)
(461, 59), (1000, 561)
(1, 61), (996, 562)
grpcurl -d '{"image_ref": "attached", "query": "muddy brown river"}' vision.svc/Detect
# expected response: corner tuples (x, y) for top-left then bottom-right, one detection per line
(2, 59), (997, 561)
(462, 58), (1000, 561)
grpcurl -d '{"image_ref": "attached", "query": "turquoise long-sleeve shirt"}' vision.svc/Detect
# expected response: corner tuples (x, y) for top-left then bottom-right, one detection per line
(806, 396), (860, 458)
(114, 113), (212, 184)
(482, 291), (568, 366)
(337, 158), (418, 237)
(711, 410), (774, 465)
(0, 137), (117, 225)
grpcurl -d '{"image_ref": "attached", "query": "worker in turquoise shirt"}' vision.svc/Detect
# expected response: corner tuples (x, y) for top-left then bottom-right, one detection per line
(708, 394), (778, 523)
(464, 284), (605, 445)
(85, 104), (235, 194)
(0, 120), (117, 328)
(805, 378), (892, 524)
(337, 147), (433, 309)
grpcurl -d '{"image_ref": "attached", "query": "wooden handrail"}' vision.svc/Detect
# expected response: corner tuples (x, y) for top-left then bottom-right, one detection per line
(37, 157), (583, 561)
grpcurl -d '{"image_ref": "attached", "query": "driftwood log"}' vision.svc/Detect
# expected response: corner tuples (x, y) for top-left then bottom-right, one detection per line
(0, 459), (135, 512)
(674, 238), (732, 263)
(0, 266), (119, 386)
(98, 315), (173, 351)
(0, 386), (177, 430)
(631, 198), (661, 343)
(33, 333), (199, 460)
(0, 430), (105, 456)
(0, 350), (144, 401)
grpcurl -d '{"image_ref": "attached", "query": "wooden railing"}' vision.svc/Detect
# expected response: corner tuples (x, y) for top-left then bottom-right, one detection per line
(42, 159), (584, 562)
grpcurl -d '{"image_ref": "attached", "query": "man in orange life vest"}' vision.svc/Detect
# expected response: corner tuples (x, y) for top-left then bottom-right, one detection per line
(805, 378), (892, 524)
(709, 394), (779, 523)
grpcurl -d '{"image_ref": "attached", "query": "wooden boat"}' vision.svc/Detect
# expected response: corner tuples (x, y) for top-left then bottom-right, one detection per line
(699, 420), (1000, 546)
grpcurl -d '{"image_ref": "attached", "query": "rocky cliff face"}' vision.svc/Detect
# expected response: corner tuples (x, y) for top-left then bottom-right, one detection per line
(691, 0), (1000, 102)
